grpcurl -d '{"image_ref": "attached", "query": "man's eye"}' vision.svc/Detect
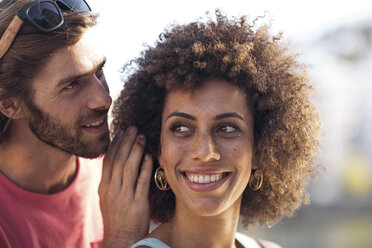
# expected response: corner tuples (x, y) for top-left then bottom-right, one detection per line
(64, 81), (78, 89)
(96, 66), (104, 78)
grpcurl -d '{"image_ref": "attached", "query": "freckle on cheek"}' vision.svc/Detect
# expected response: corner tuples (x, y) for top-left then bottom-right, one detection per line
(232, 149), (238, 158)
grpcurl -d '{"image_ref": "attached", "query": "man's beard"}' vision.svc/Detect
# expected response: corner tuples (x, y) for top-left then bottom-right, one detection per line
(26, 100), (110, 158)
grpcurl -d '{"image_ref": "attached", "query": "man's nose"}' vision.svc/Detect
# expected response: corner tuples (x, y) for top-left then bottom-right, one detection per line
(86, 76), (112, 110)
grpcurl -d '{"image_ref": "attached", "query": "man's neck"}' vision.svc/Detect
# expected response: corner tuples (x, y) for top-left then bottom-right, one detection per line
(0, 122), (78, 194)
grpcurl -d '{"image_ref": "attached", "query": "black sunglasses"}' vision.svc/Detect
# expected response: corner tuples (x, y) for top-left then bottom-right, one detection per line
(0, 0), (91, 59)
(18, 0), (91, 32)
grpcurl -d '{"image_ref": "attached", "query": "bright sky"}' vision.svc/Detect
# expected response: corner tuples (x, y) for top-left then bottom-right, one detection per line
(88, 0), (372, 99)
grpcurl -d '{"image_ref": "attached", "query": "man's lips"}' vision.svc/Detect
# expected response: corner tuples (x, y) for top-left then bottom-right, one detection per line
(81, 115), (107, 128)
(81, 115), (108, 134)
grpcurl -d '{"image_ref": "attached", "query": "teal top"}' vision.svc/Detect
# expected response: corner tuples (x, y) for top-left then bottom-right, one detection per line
(130, 238), (170, 248)
(130, 232), (266, 248)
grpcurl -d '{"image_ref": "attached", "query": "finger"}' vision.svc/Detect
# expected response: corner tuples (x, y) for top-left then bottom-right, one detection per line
(101, 130), (124, 185)
(105, 129), (126, 164)
(121, 134), (146, 197)
(134, 154), (153, 200)
(110, 126), (138, 188)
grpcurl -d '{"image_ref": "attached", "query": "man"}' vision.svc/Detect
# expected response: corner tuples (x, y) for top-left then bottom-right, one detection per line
(0, 0), (152, 247)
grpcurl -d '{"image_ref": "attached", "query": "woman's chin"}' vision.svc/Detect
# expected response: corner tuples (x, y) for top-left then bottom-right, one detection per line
(176, 196), (232, 217)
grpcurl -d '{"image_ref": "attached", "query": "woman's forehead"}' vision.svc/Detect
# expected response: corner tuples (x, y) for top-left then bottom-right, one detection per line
(162, 79), (252, 119)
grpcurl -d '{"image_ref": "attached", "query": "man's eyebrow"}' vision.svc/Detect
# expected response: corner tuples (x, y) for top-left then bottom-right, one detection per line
(56, 57), (107, 87)
(165, 111), (196, 121)
(215, 112), (244, 121)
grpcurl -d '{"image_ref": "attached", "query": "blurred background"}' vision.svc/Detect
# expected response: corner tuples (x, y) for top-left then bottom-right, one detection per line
(90, 0), (372, 247)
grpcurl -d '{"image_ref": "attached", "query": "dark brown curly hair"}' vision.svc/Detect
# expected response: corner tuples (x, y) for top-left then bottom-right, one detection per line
(112, 10), (321, 228)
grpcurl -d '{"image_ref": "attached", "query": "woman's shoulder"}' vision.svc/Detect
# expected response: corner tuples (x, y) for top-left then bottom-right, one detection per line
(235, 232), (282, 248)
(257, 239), (283, 248)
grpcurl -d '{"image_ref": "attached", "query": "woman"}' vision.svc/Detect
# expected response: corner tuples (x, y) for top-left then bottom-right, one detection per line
(112, 11), (321, 248)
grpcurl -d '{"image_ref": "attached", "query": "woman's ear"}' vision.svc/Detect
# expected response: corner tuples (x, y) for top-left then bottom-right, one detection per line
(252, 146), (259, 170)
(157, 153), (163, 168)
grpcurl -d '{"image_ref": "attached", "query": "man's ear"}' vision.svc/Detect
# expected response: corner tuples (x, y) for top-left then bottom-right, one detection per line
(0, 90), (26, 119)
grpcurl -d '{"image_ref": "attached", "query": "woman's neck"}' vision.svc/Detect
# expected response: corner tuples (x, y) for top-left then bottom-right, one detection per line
(151, 196), (242, 248)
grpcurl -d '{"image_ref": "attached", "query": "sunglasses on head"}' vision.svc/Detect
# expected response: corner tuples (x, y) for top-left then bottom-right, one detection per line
(0, 0), (91, 59)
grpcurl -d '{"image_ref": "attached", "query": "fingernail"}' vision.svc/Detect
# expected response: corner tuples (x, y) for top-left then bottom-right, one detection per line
(112, 130), (123, 140)
(128, 126), (136, 134)
(137, 134), (145, 145)
(145, 154), (152, 161)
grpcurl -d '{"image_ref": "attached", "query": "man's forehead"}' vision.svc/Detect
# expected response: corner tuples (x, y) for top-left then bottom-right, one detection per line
(33, 28), (105, 86)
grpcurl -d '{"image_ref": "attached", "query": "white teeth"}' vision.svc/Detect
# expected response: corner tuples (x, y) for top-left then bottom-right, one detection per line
(205, 175), (210, 183)
(186, 173), (224, 184)
(199, 175), (204, 183)
(85, 119), (104, 128)
(211, 175), (216, 182)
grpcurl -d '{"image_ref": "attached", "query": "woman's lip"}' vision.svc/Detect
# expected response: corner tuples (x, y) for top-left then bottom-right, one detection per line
(181, 168), (228, 174)
(182, 172), (231, 192)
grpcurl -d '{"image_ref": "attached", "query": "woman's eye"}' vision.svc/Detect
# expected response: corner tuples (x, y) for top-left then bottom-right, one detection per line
(171, 125), (190, 132)
(177, 126), (190, 132)
(219, 125), (237, 133)
(169, 123), (192, 134)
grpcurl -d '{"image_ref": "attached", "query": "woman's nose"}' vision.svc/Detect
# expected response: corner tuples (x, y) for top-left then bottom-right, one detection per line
(191, 132), (221, 162)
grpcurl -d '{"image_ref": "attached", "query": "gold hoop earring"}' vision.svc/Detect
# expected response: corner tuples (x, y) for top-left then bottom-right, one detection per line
(249, 170), (263, 191)
(154, 167), (170, 191)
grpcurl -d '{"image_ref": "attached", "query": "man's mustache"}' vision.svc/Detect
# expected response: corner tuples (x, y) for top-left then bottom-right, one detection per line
(80, 109), (109, 123)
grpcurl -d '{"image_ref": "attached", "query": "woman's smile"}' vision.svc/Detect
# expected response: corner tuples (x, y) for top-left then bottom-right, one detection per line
(178, 167), (232, 192)
(184, 172), (227, 184)
(182, 171), (232, 192)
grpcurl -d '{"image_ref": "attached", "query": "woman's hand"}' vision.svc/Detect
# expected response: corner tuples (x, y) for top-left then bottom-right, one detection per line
(99, 126), (153, 248)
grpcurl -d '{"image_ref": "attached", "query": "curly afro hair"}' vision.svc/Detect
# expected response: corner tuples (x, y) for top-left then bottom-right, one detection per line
(112, 10), (321, 228)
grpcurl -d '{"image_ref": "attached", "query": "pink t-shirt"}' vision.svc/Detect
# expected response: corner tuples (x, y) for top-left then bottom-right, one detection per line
(0, 157), (103, 248)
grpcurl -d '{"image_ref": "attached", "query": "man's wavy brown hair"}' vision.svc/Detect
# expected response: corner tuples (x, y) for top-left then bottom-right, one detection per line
(112, 10), (321, 228)
(0, 0), (97, 140)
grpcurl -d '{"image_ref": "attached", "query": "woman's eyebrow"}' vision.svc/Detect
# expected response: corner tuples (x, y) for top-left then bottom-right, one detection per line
(215, 112), (244, 121)
(166, 111), (244, 121)
(166, 111), (196, 121)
